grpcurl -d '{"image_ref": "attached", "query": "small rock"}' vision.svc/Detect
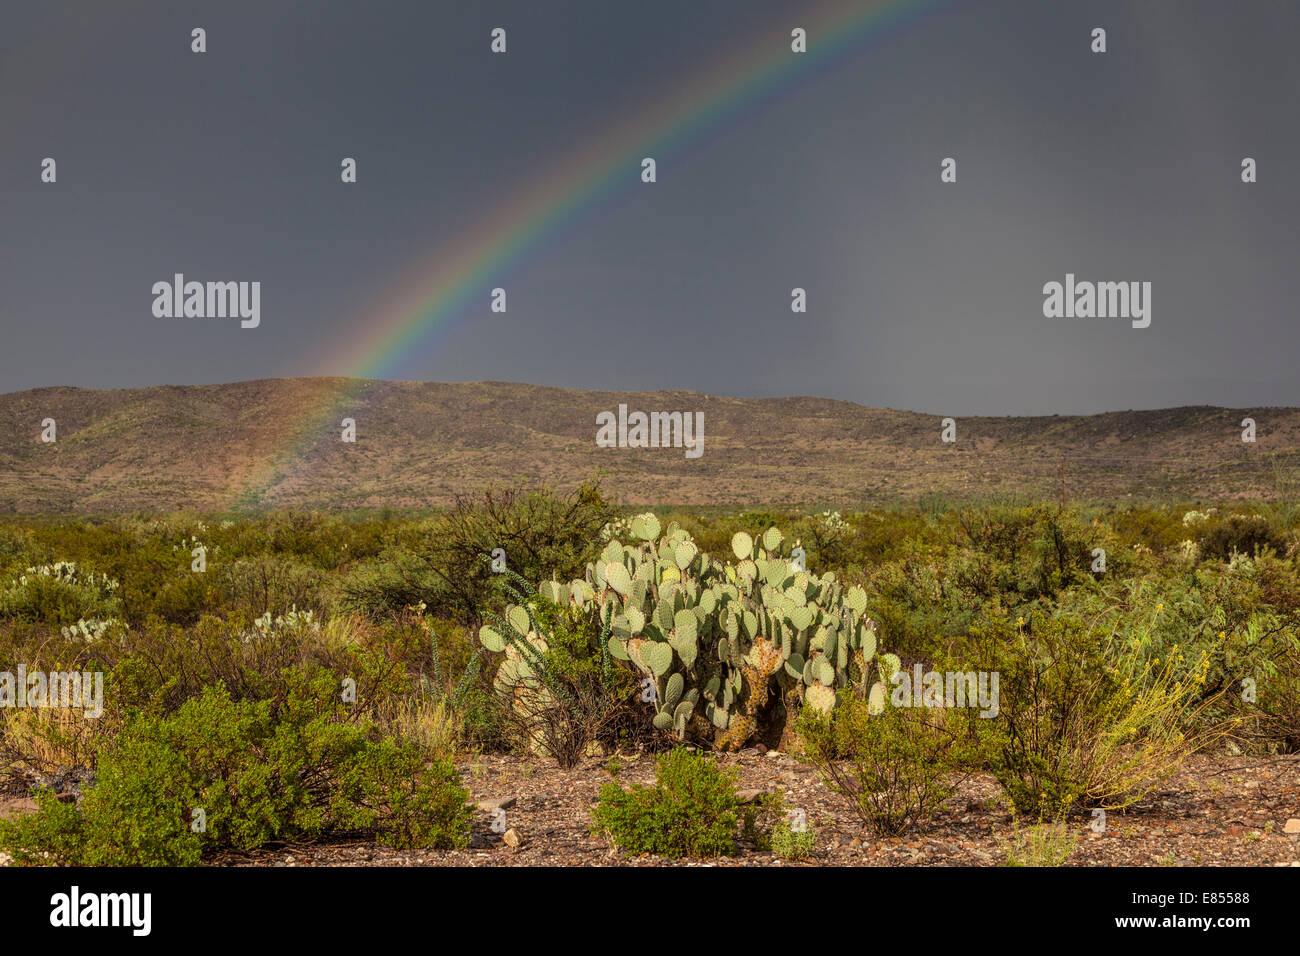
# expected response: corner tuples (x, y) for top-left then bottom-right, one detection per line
(766, 751), (781, 759)
(1284, 818), (1300, 834)
(736, 788), (765, 803)
(477, 796), (517, 812)
(503, 828), (522, 848)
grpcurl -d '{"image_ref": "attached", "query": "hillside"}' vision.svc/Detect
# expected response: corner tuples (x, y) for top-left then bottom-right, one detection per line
(0, 378), (1297, 512)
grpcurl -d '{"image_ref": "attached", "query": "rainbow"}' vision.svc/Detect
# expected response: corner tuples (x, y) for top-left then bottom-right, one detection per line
(231, 0), (953, 508)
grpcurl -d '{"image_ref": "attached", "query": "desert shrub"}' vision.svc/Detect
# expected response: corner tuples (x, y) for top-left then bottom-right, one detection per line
(0, 525), (34, 565)
(335, 547), (453, 620)
(999, 814), (1078, 867)
(1198, 513), (1287, 563)
(770, 819), (818, 860)
(946, 506), (1095, 599)
(738, 789), (817, 859)
(1258, 635), (1300, 752)
(0, 673), (474, 865)
(867, 550), (979, 665)
(481, 571), (631, 766)
(797, 690), (975, 835)
(1108, 505), (1193, 555)
(969, 611), (1233, 817)
(590, 748), (740, 858)
(105, 611), (409, 719)
(0, 561), (123, 627)
(861, 507), (1117, 666)
(221, 554), (326, 618)
(144, 571), (213, 624)
(1054, 556), (1300, 750)
(423, 481), (616, 623)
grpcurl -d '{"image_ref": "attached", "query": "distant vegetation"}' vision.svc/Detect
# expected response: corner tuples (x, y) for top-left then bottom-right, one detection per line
(2, 482), (1298, 862)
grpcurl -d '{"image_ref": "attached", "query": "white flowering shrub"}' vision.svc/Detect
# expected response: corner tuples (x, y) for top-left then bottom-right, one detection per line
(60, 617), (125, 644)
(0, 560), (124, 627)
(173, 535), (219, 558)
(818, 509), (846, 530)
(239, 605), (319, 644)
(1226, 549), (1255, 574)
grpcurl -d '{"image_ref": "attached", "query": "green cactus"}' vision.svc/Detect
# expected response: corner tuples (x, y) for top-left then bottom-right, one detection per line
(477, 517), (884, 751)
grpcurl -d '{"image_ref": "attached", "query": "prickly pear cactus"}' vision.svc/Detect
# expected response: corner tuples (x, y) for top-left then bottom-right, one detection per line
(479, 514), (890, 750)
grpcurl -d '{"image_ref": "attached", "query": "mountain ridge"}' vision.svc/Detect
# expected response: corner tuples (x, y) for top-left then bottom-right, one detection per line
(1, 378), (1295, 512)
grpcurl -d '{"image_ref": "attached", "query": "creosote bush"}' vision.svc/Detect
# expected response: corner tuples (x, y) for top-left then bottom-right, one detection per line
(0, 671), (474, 865)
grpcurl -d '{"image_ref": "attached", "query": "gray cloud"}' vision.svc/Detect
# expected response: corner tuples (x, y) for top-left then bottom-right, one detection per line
(1, 0), (1296, 415)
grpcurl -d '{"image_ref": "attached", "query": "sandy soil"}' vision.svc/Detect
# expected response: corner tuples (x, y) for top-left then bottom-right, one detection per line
(191, 751), (1300, 867)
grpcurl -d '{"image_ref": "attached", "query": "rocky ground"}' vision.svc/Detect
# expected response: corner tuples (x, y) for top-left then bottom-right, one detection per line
(229, 751), (1299, 866)
(3, 751), (1297, 867)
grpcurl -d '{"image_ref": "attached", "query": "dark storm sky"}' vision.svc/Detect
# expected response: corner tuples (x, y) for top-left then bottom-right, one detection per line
(2, 0), (1297, 416)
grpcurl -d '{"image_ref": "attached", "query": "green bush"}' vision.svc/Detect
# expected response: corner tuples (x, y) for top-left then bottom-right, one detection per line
(770, 819), (818, 860)
(1198, 512), (1286, 563)
(0, 673), (473, 865)
(0, 560), (123, 627)
(426, 481), (616, 623)
(221, 554), (326, 618)
(968, 612), (1230, 817)
(335, 547), (453, 620)
(797, 690), (974, 835)
(591, 748), (740, 858)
